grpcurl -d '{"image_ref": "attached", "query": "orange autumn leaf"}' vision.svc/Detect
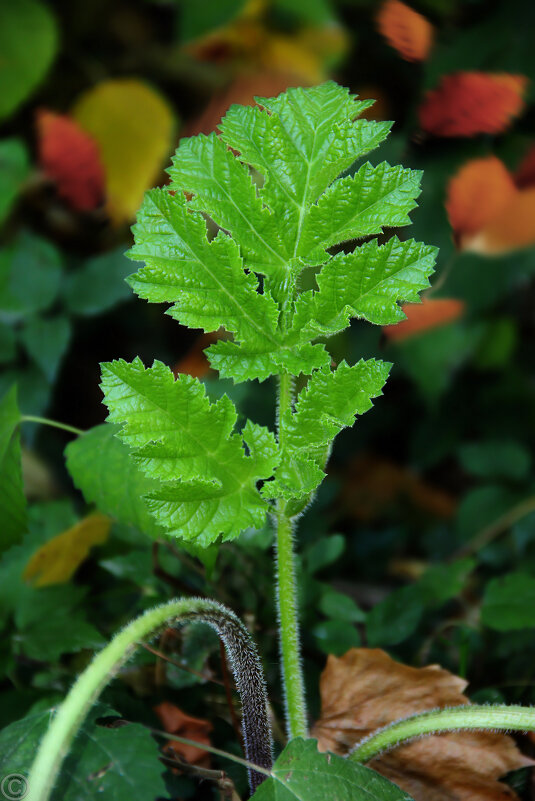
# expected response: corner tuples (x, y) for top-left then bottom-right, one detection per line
(312, 648), (532, 801)
(445, 156), (517, 244)
(376, 0), (434, 62)
(468, 188), (535, 255)
(383, 298), (465, 342)
(36, 109), (105, 212)
(446, 156), (535, 254)
(419, 72), (528, 137)
(154, 701), (212, 766)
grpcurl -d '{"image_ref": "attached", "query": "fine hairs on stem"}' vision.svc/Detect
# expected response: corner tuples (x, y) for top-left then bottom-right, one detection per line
(27, 598), (273, 801)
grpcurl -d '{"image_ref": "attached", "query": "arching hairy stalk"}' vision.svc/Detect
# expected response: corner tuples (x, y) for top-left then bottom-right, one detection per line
(27, 598), (272, 801)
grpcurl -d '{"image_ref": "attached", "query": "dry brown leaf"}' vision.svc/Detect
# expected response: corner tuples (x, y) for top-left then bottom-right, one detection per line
(312, 648), (532, 801)
(154, 701), (213, 767)
(376, 0), (434, 62)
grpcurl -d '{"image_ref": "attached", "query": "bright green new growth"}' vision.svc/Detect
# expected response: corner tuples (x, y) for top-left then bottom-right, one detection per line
(101, 81), (436, 545)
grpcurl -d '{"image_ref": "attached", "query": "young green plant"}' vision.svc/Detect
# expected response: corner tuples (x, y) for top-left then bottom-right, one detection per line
(97, 81), (436, 738)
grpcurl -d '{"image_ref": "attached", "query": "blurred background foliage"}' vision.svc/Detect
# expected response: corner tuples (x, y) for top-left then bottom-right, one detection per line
(2, 0), (535, 798)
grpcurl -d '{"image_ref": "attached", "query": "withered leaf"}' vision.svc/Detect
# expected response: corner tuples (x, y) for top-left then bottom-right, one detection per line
(312, 648), (532, 801)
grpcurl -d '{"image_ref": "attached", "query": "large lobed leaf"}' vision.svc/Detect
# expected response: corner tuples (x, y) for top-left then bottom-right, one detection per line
(127, 81), (433, 383)
(100, 358), (278, 546)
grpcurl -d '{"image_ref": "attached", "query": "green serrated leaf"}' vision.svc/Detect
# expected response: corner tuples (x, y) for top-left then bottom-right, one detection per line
(292, 238), (437, 337)
(251, 738), (413, 801)
(0, 385), (27, 552)
(265, 359), (390, 500)
(128, 188), (330, 381)
(298, 163), (422, 262)
(168, 132), (288, 277)
(220, 83), (391, 258)
(100, 358), (278, 545)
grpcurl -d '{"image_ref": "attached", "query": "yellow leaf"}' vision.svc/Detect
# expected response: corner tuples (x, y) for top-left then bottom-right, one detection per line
(72, 79), (176, 224)
(23, 513), (111, 587)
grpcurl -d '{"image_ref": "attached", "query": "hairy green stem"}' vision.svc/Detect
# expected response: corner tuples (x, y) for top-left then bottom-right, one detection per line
(275, 372), (308, 740)
(27, 598), (272, 801)
(349, 704), (535, 763)
(20, 415), (84, 437)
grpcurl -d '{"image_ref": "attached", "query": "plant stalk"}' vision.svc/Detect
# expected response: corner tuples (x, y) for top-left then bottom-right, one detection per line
(27, 598), (272, 801)
(275, 372), (308, 740)
(20, 415), (85, 436)
(349, 704), (535, 763)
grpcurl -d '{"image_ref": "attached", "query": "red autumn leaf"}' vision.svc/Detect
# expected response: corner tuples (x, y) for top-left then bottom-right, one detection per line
(376, 0), (434, 62)
(383, 298), (465, 342)
(154, 701), (213, 767)
(514, 144), (535, 189)
(312, 648), (532, 801)
(419, 72), (528, 137)
(36, 109), (105, 212)
(445, 156), (517, 244)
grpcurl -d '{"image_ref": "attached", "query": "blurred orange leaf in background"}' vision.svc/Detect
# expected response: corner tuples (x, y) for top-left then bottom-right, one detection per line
(312, 648), (531, 801)
(383, 298), (465, 342)
(36, 110), (105, 212)
(154, 701), (213, 767)
(446, 154), (535, 254)
(445, 156), (517, 243)
(419, 72), (528, 136)
(376, 0), (434, 62)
